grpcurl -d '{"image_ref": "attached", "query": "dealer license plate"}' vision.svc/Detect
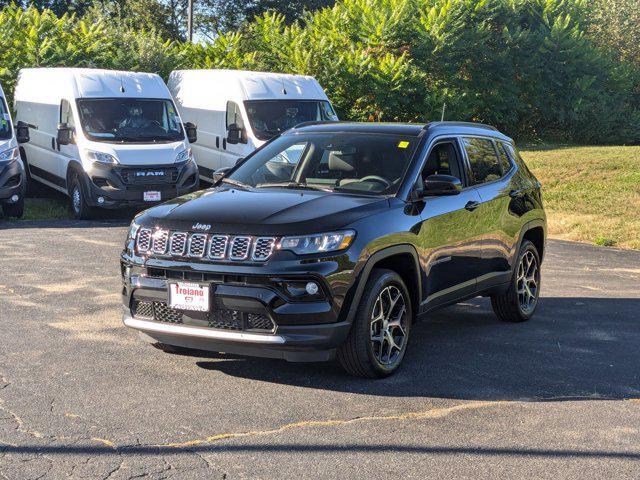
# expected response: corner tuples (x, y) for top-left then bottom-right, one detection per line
(168, 282), (210, 312)
(143, 191), (161, 202)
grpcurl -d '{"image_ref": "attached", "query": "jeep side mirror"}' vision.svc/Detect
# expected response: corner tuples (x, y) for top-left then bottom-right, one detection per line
(227, 123), (244, 145)
(56, 123), (74, 146)
(184, 122), (197, 144)
(235, 157), (244, 165)
(15, 121), (30, 144)
(423, 174), (462, 196)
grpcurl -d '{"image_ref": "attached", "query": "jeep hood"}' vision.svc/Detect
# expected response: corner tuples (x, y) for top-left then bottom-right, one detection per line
(137, 186), (389, 235)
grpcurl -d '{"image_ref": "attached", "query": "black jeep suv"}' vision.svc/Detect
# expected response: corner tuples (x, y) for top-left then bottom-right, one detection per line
(121, 122), (546, 378)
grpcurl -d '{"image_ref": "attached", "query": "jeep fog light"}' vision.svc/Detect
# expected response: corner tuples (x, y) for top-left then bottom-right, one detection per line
(10, 195), (18, 202)
(305, 282), (319, 295)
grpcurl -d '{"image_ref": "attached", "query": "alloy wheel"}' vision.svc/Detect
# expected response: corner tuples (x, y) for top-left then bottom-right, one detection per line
(369, 285), (408, 367)
(517, 250), (539, 313)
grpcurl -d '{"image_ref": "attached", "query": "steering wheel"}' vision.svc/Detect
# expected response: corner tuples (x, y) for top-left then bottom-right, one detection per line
(359, 175), (392, 189)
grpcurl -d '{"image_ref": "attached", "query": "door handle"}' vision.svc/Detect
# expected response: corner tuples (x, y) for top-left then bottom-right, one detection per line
(51, 138), (56, 150)
(216, 136), (219, 148)
(223, 138), (227, 150)
(465, 200), (480, 211)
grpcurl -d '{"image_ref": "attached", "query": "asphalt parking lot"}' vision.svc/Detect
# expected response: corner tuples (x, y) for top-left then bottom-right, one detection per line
(1, 221), (639, 479)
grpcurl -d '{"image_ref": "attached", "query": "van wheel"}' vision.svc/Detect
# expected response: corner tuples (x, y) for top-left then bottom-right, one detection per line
(491, 240), (541, 322)
(69, 174), (93, 220)
(2, 197), (24, 218)
(337, 269), (412, 378)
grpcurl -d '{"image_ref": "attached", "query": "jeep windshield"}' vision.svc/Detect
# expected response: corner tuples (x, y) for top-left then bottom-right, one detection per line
(226, 132), (419, 195)
(0, 96), (11, 140)
(244, 100), (338, 141)
(77, 98), (184, 143)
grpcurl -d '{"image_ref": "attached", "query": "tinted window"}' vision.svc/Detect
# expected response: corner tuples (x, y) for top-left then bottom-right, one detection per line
(77, 98), (183, 143)
(244, 100), (338, 141)
(462, 138), (501, 184)
(422, 142), (462, 181)
(497, 142), (512, 174)
(228, 132), (418, 195)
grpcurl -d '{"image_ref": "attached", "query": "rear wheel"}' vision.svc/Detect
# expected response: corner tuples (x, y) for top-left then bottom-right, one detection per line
(338, 269), (412, 378)
(69, 174), (93, 220)
(491, 240), (541, 322)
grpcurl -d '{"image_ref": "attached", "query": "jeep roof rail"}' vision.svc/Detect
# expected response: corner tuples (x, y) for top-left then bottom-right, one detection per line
(423, 121), (498, 131)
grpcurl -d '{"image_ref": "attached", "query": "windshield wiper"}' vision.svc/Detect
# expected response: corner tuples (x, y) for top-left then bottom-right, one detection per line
(221, 177), (250, 189)
(255, 181), (331, 192)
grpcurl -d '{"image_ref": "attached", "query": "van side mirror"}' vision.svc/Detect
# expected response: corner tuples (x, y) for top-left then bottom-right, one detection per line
(56, 123), (74, 146)
(227, 123), (245, 145)
(15, 121), (30, 144)
(423, 174), (462, 196)
(184, 122), (197, 144)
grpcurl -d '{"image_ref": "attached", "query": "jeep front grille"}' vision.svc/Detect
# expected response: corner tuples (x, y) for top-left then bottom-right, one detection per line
(135, 229), (277, 262)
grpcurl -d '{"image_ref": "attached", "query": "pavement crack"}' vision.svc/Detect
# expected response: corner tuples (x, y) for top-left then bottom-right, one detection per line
(155, 400), (505, 449)
(0, 398), (46, 439)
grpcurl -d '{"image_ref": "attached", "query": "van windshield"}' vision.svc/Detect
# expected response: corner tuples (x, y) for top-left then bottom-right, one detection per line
(244, 100), (338, 141)
(0, 97), (11, 140)
(77, 98), (184, 143)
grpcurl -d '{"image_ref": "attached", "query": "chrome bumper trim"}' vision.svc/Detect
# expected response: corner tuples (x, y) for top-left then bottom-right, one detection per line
(123, 315), (286, 344)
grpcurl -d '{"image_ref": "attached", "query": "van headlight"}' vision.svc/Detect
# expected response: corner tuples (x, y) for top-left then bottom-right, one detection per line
(83, 149), (119, 167)
(0, 147), (19, 165)
(279, 230), (356, 255)
(175, 148), (193, 164)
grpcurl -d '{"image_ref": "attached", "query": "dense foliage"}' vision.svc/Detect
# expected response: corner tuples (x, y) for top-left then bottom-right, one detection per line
(1, 0), (639, 144)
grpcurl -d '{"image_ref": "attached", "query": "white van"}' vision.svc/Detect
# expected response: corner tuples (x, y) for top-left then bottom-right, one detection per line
(0, 82), (27, 218)
(15, 68), (199, 219)
(168, 69), (338, 183)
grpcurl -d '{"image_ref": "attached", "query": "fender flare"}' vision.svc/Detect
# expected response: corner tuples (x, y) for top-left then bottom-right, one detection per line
(65, 160), (89, 196)
(344, 244), (422, 325)
(516, 218), (547, 261)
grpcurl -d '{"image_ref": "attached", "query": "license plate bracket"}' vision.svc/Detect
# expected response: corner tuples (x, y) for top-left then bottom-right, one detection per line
(168, 282), (210, 312)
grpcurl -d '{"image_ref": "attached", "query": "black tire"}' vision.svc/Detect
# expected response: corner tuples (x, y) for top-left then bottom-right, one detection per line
(491, 240), (541, 322)
(2, 197), (24, 218)
(337, 269), (412, 378)
(68, 173), (93, 220)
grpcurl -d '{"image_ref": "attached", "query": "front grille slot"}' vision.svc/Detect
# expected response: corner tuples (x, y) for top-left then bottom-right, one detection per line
(136, 228), (152, 253)
(252, 237), (276, 262)
(208, 235), (229, 259)
(188, 233), (208, 257)
(230, 236), (251, 261)
(119, 167), (178, 185)
(151, 230), (170, 255)
(169, 232), (188, 256)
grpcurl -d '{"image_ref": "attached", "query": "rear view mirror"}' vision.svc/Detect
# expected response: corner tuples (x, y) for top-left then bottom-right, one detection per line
(184, 122), (197, 144)
(423, 174), (462, 196)
(56, 123), (74, 146)
(227, 123), (245, 145)
(15, 121), (30, 144)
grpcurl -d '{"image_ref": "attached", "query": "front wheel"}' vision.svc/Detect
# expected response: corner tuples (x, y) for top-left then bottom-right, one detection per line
(337, 269), (412, 378)
(491, 240), (541, 322)
(69, 174), (93, 220)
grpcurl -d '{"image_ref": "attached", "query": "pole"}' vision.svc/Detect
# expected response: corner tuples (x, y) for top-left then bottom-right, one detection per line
(187, 0), (194, 43)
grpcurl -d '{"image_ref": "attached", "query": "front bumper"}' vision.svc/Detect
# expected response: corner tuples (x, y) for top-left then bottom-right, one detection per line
(82, 160), (199, 208)
(0, 160), (25, 204)
(120, 256), (356, 362)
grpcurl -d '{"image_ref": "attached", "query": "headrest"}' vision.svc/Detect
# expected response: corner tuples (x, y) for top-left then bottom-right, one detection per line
(328, 150), (356, 172)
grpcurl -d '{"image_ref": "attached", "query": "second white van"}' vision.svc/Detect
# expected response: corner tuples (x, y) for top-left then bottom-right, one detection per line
(15, 68), (199, 219)
(0, 82), (27, 218)
(168, 69), (338, 182)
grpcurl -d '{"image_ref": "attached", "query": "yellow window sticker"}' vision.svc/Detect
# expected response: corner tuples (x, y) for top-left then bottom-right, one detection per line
(397, 141), (410, 149)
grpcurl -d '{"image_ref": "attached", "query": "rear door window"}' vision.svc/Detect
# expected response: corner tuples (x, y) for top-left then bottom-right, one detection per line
(462, 137), (502, 184)
(496, 142), (513, 174)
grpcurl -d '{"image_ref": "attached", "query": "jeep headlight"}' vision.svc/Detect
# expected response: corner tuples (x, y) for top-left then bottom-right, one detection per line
(175, 148), (193, 164)
(0, 147), (19, 165)
(126, 220), (140, 246)
(279, 230), (356, 255)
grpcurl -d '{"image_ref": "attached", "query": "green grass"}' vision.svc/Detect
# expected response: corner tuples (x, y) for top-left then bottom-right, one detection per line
(21, 197), (69, 221)
(521, 145), (640, 250)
